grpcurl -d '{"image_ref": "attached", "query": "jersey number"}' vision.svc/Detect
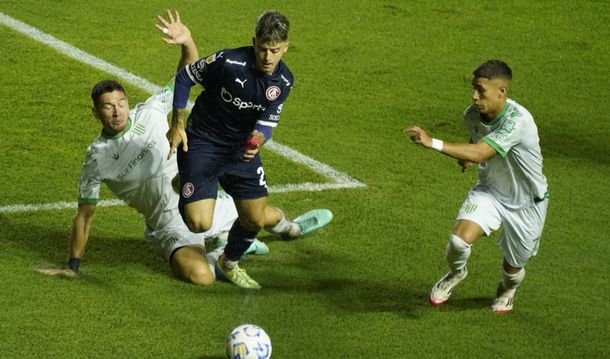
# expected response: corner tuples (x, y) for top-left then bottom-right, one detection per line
(257, 167), (267, 187)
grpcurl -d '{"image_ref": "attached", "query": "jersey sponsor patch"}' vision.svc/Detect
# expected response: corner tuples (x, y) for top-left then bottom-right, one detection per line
(220, 87), (265, 111)
(182, 182), (195, 198)
(206, 53), (217, 64)
(265, 86), (281, 101)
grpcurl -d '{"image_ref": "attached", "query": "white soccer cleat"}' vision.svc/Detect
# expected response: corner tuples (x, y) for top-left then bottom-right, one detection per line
(429, 268), (468, 306)
(491, 282), (516, 313)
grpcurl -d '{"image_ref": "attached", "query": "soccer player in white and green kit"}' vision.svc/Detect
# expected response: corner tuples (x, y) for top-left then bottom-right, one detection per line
(406, 60), (549, 312)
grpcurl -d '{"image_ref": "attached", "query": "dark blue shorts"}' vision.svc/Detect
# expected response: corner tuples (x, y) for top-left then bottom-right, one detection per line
(177, 139), (269, 204)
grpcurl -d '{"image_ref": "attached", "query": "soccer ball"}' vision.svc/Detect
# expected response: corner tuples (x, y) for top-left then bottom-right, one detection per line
(225, 324), (272, 359)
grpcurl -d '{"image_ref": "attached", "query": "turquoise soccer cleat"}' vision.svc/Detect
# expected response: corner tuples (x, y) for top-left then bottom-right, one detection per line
(248, 239), (269, 255)
(215, 238), (269, 259)
(285, 209), (333, 239)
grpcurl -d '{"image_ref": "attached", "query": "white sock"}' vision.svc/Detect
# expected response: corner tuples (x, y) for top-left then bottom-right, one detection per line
(501, 267), (525, 290)
(268, 215), (292, 234)
(205, 247), (224, 279)
(224, 259), (238, 269)
(445, 234), (471, 273)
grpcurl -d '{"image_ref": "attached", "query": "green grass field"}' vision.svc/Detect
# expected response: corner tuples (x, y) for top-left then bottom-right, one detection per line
(1, 1), (609, 358)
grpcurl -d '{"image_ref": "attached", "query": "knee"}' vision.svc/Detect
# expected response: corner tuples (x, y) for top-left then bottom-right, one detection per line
(239, 217), (265, 232)
(182, 202), (214, 233)
(185, 266), (215, 286)
(447, 234), (471, 253)
(186, 217), (212, 233)
(502, 258), (523, 274)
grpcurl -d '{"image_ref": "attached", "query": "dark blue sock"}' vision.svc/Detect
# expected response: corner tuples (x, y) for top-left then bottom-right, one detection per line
(224, 219), (258, 261)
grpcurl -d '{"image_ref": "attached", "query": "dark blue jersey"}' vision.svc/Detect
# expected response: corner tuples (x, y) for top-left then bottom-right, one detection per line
(175, 46), (294, 147)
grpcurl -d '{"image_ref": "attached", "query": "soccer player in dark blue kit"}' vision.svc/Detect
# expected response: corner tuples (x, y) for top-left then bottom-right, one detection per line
(166, 11), (332, 289)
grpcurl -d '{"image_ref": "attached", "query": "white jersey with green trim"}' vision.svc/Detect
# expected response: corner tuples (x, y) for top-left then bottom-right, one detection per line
(78, 86), (178, 230)
(463, 98), (548, 209)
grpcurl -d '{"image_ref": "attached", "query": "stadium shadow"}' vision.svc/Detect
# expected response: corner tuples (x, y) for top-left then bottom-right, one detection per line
(439, 296), (492, 311)
(251, 254), (434, 319)
(0, 212), (168, 278)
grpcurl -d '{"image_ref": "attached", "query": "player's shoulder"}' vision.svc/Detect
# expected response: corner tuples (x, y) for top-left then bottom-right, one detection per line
(275, 60), (294, 88)
(225, 46), (249, 56)
(86, 136), (106, 156)
(197, 48), (231, 68)
(506, 99), (534, 123)
(82, 138), (105, 168)
(221, 46), (250, 63)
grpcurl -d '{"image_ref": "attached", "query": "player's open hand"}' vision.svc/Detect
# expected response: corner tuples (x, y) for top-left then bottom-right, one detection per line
(404, 126), (432, 148)
(36, 268), (77, 278)
(155, 10), (192, 46)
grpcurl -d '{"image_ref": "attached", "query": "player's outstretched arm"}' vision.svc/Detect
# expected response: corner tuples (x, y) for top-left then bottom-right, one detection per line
(157, 10), (196, 159)
(404, 126), (496, 163)
(37, 204), (96, 278)
(155, 10), (200, 69)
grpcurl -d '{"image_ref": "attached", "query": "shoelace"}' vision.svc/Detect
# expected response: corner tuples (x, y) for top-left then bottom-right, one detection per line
(233, 267), (256, 285)
(299, 216), (318, 229)
(439, 272), (463, 290)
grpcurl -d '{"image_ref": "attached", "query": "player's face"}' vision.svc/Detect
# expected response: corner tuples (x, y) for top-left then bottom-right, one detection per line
(253, 38), (289, 75)
(471, 77), (507, 120)
(93, 90), (129, 136)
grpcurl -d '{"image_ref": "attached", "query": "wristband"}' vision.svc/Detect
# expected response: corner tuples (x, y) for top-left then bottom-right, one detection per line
(431, 138), (444, 152)
(67, 257), (81, 273)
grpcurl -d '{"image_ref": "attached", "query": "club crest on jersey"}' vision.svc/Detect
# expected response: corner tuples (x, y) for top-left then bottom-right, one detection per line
(266, 86), (281, 101)
(182, 182), (195, 198)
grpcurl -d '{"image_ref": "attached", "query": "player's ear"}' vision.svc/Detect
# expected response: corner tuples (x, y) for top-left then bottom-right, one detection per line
(499, 85), (508, 98)
(498, 79), (509, 98)
(284, 40), (289, 53)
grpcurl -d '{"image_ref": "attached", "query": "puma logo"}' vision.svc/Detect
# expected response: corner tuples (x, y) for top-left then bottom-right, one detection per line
(235, 78), (247, 88)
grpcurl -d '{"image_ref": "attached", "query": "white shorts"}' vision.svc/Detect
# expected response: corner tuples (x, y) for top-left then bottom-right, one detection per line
(456, 188), (549, 267)
(144, 195), (238, 263)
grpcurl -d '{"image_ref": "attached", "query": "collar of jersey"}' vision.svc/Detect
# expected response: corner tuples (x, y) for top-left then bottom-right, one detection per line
(481, 102), (509, 127)
(101, 117), (133, 139)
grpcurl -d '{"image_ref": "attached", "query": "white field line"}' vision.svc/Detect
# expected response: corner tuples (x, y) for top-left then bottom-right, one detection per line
(0, 12), (365, 214)
(0, 199), (125, 213)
